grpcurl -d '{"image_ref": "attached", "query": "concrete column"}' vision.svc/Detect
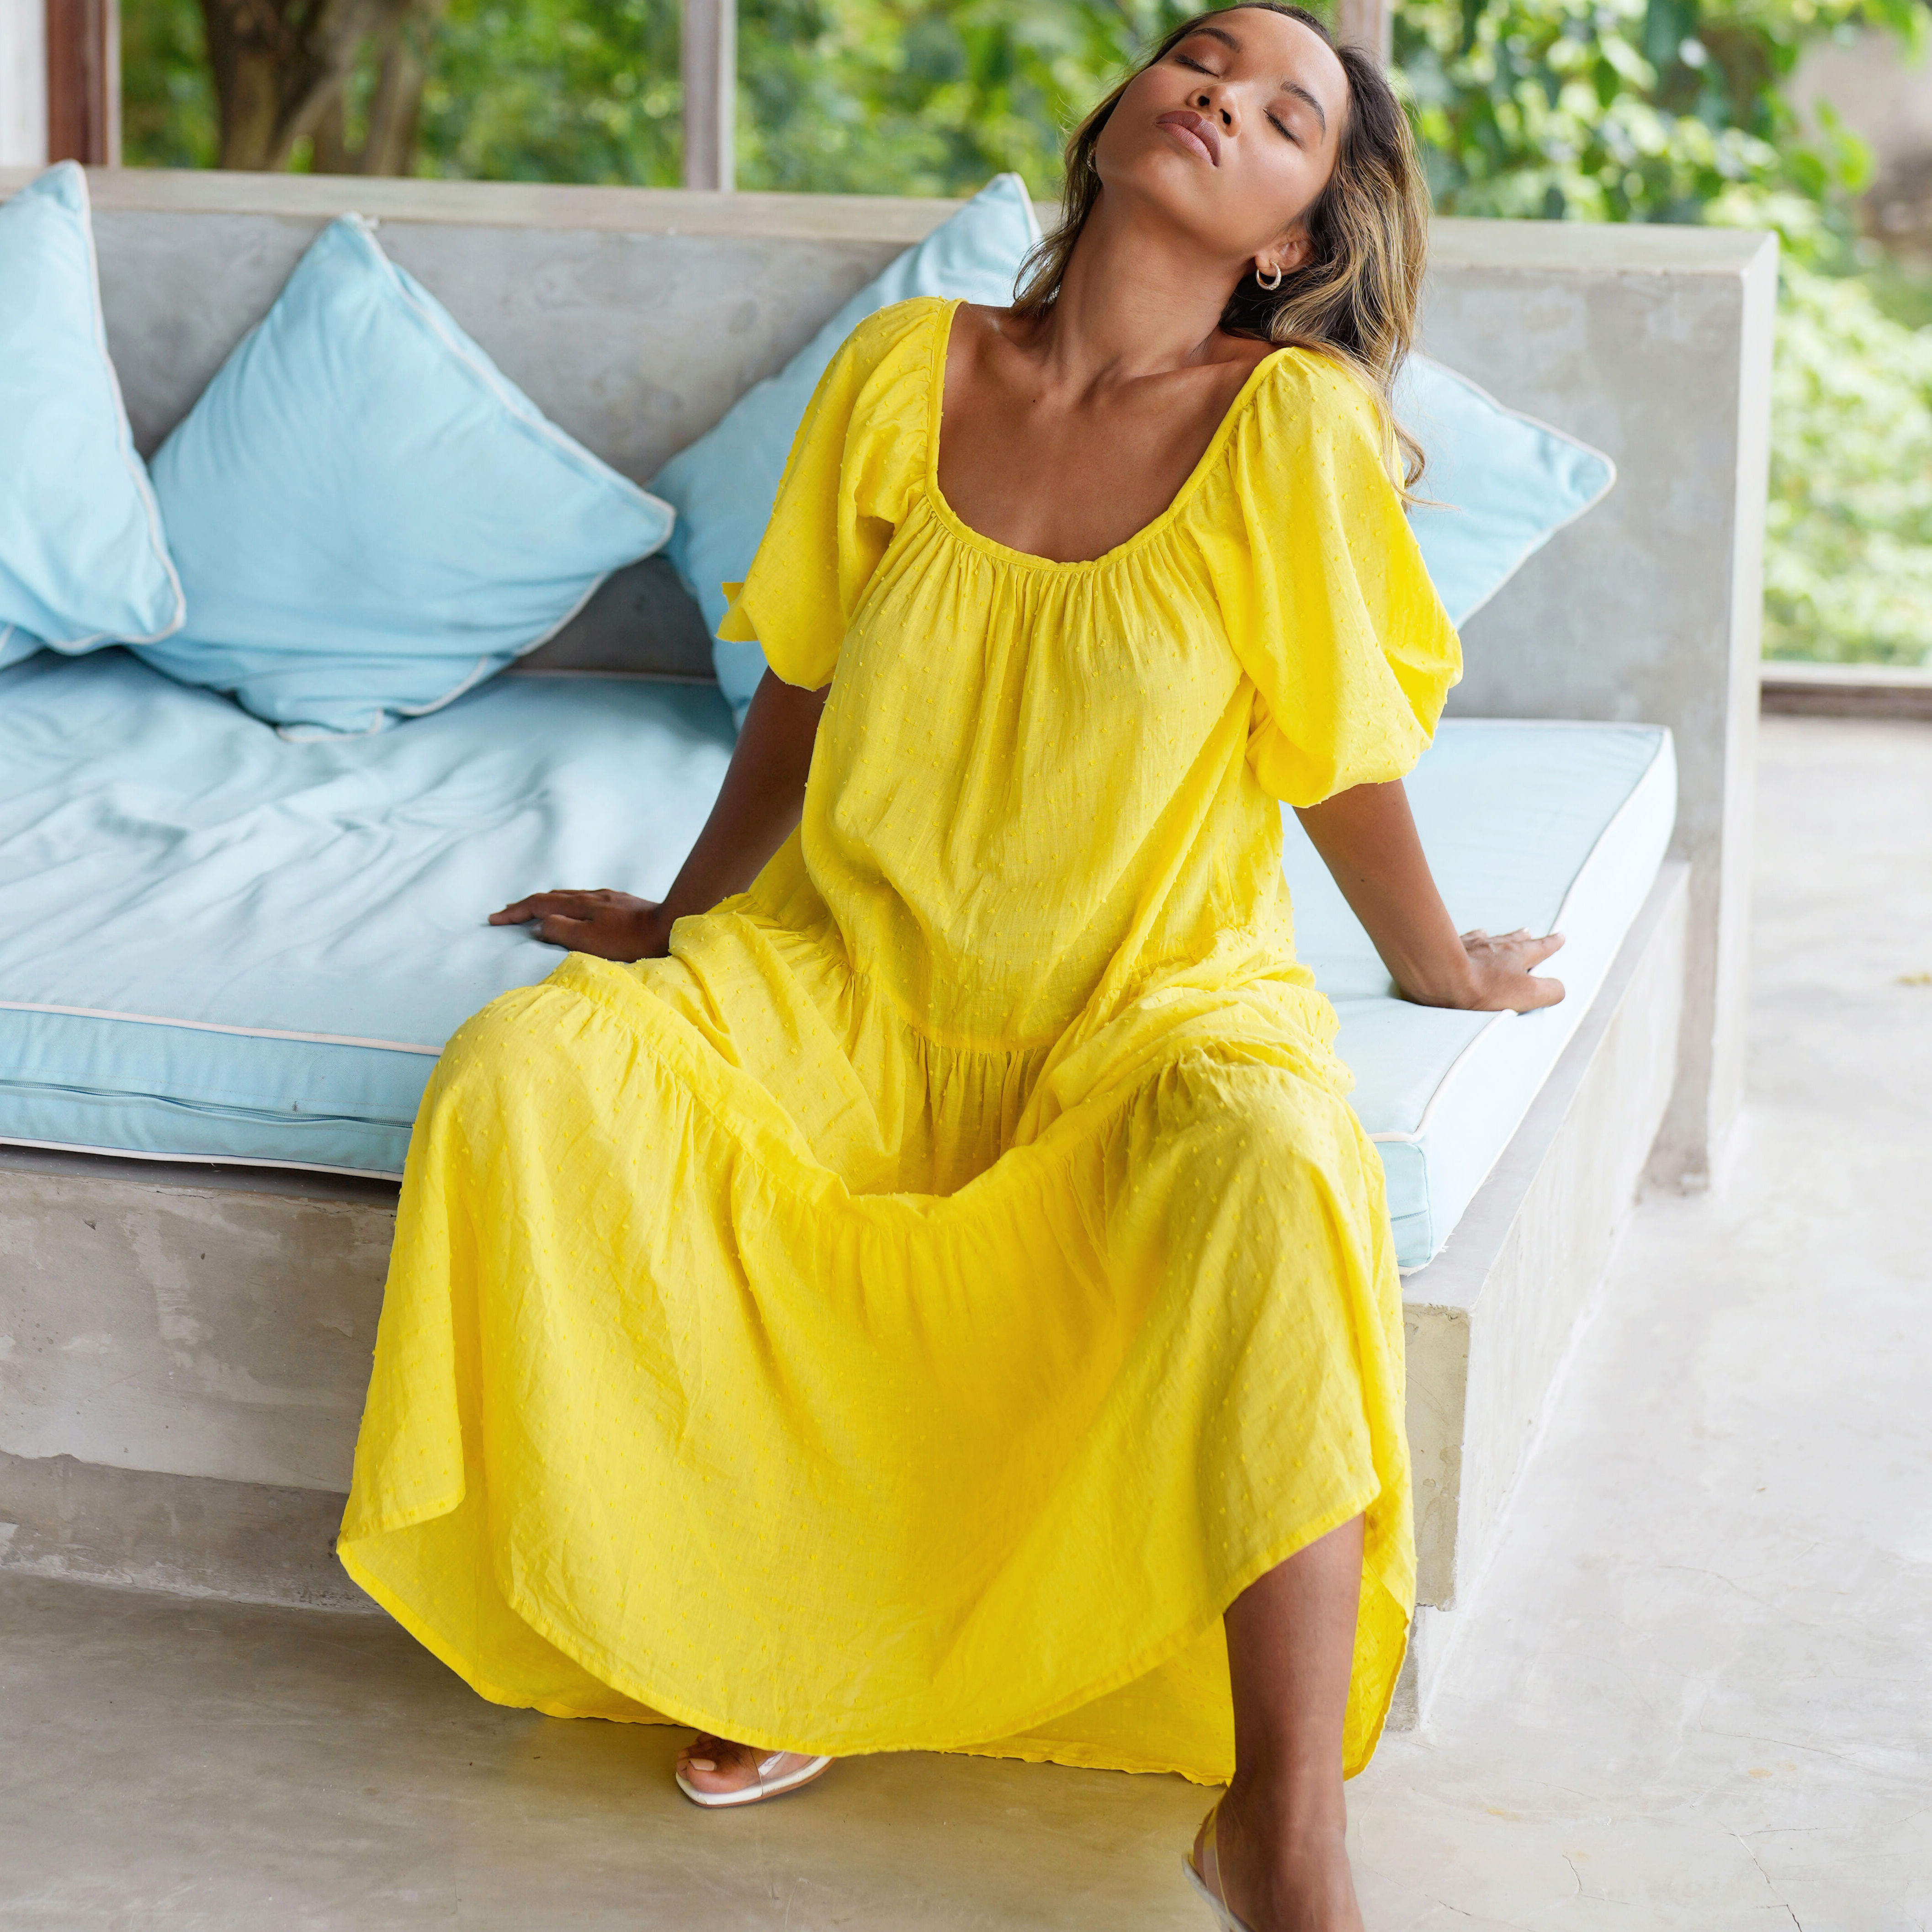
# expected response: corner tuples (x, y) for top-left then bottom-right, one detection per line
(0, 0), (48, 165)
(681, 0), (733, 192)
(1336, 0), (1391, 66)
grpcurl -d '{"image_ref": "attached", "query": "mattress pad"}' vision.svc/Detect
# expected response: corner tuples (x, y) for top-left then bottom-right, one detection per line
(0, 651), (1672, 1269)
(1282, 719), (1675, 1267)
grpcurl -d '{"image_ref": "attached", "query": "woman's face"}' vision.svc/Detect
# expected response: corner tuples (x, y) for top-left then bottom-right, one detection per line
(1093, 7), (1348, 281)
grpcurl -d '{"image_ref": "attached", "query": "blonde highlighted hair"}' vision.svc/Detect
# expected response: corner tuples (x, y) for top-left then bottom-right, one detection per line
(1014, 2), (1431, 489)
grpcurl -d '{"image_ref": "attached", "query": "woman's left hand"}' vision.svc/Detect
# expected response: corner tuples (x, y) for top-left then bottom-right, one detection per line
(1452, 927), (1566, 1012)
(1295, 781), (1569, 1016)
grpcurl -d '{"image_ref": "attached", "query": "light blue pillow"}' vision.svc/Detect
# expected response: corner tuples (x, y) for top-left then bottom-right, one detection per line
(652, 174), (1041, 723)
(137, 215), (674, 738)
(0, 163), (184, 671)
(1396, 353), (1616, 628)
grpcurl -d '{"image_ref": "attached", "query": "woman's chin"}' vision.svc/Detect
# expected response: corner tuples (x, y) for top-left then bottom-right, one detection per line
(1095, 146), (1238, 239)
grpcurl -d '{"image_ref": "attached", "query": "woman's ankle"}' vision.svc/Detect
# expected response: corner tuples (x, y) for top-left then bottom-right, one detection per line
(1211, 1778), (1359, 1932)
(1221, 1762), (1348, 1845)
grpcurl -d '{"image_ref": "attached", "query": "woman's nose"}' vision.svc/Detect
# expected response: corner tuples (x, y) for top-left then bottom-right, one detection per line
(1193, 88), (1236, 129)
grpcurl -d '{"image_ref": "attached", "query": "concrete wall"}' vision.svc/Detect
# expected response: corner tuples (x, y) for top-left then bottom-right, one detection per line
(0, 0), (47, 168)
(1419, 221), (1778, 1184)
(1789, 28), (1932, 255)
(0, 1152), (393, 1491)
(1789, 28), (1932, 178)
(0, 169), (1774, 1179)
(11, 171), (962, 472)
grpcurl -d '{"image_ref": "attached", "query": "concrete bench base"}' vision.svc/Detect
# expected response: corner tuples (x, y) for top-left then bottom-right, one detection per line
(0, 866), (1688, 1734)
(0, 1449), (366, 1614)
(1392, 861), (1688, 1724)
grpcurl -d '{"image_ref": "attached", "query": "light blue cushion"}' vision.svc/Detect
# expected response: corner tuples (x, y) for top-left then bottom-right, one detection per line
(136, 215), (674, 738)
(1282, 719), (1674, 1268)
(1396, 353), (1616, 628)
(651, 174), (1041, 723)
(0, 650), (1671, 1262)
(0, 163), (184, 670)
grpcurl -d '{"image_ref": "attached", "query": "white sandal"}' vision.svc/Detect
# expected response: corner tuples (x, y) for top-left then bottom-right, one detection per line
(674, 1740), (835, 1809)
(1183, 1801), (1254, 1932)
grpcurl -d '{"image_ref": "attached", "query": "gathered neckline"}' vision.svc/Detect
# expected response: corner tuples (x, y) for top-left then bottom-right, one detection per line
(922, 297), (1291, 576)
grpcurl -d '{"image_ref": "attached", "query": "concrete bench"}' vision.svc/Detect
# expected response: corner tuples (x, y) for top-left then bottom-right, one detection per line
(0, 167), (1775, 1726)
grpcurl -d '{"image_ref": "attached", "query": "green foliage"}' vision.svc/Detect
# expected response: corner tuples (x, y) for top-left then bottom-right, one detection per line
(120, 0), (217, 169)
(1764, 264), (1932, 666)
(115, 0), (1932, 665)
(1388, 0), (1932, 666)
(416, 0), (683, 184)
(411, 0), (1198, 196)
(1396, 0), (1924, 226)
(733, 0), (1189, 197)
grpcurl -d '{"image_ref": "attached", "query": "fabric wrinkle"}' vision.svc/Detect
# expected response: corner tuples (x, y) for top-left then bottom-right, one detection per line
(340, 296), (1459, 1783)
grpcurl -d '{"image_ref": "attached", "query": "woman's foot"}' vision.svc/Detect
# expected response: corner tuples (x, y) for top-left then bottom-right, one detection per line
(674, 1733), (835, 1807)
(1192, 1788), (1364, 1932)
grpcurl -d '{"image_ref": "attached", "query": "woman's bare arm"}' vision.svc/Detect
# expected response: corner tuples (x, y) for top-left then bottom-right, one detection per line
(1294, 780), (1564, 1013)
(491, 669), (828, 962)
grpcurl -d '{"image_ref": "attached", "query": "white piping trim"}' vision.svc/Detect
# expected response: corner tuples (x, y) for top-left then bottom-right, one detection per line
(272, 649), (500, 741)
(0, 1134), (398, 1182)
(1007, 169), (1045, 249)
(503, 667), (721, 685)
(1365, 726), (1671, 1147)
(0, 999), (440, 1055)
(23, 164), (186, 651)
(1367, 1011), (1516, 1146)
(273, 558), (633, 738)
(272, 570), (614, 738)
(1548, 729), (1675, 939)
(243, 214), (672, 741)
(345, 215), (675, 529)
(1402, 350), (1618, 628)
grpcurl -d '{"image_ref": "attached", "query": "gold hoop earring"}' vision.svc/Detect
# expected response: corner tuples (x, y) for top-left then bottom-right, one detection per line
(1255, 262), (1284, 291)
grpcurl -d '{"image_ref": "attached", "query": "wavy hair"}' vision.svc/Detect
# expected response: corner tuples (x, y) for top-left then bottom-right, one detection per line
(1013, 3), (1431, 488)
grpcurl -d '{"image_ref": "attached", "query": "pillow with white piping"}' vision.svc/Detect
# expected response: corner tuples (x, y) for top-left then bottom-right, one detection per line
(0, 163), (184, 672)
(1396, 353), (1617, 629)
(651, 173), (1042, 726)
(134, 215), (673, 738)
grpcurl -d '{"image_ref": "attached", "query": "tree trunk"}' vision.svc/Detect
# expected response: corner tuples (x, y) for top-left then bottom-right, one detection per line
(310, 89), (355, 174)
(358, 6), (437, 175)
(198, 0), (433, 171)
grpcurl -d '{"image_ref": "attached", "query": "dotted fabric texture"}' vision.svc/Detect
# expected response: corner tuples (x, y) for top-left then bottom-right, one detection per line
(339, 299), (1462, 1783)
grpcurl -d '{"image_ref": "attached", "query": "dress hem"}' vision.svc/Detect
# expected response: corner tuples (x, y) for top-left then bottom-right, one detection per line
(338, 1477), (1407, 1783)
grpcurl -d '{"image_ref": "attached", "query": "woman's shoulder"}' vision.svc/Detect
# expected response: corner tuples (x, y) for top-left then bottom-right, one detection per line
(811, 300), (951, 451)
(797, 301), (945, 513)
(835, 296), (953, 375)
(1244, 345), (1381, 438)
(1203, 347), (1392, 516)
(1188, 346), (1400, 544)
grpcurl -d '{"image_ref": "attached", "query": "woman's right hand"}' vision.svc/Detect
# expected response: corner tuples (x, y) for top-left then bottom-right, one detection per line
(1453, 926), (1566, 1012)
(489, 889), (672, 961)
(488, 672), (828, 969)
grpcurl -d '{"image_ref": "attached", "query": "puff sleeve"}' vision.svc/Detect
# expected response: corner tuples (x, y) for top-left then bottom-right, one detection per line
(715, 299), (937, 694)
(1202, 352), (1461, 808)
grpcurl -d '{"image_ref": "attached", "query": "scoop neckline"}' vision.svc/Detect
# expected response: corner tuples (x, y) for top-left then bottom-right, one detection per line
(923, 296), (1289, 575)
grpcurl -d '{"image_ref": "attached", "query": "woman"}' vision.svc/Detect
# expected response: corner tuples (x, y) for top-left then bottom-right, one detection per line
(339, 8), (1563, 1928)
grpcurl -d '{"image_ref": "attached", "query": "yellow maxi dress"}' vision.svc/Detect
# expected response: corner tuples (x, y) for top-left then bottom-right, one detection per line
(338, 296), (1461, 1783)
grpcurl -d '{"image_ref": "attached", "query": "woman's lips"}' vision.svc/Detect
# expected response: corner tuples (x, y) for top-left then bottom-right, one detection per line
(1156, 110), (1221, 165)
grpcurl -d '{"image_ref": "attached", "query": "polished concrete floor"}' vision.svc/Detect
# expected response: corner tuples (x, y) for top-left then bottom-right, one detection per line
(2, 715), (1927, 1931)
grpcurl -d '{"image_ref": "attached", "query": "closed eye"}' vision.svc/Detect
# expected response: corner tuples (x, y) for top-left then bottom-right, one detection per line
(1267, 111), (1301, 145)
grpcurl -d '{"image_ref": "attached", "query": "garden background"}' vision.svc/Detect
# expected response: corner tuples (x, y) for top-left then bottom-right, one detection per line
(121, 0), (1932, 666)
